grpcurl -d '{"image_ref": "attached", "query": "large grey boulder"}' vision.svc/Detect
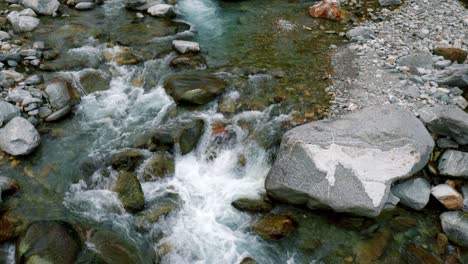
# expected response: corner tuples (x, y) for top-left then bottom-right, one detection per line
(21, 0), (60, 15)
(6, 11), (39, 33)
(0, 101), (20, 127)
(0, 117), (40, 156)
(419, 105), (468, 145)
(433, 64), (468, 88)
(392, 177), (431, 210)
(441, 211), (468, 247)
(397, 52), (433, 70)
(265, 105), (434, 217)
(438, 150), (468, 178)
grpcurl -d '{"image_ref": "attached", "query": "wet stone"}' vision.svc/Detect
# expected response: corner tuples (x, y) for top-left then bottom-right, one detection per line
(111, 150), (144, 172)
(114, 172), (145, 213)
(231, 197), (273, 213)
(142, 151), (175, 181)
(252, 215), (295, 240)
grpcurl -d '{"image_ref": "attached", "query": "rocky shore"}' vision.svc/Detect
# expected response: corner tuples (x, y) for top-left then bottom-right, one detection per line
(329, 0), (467, 116)
(0, 0), (467, 263)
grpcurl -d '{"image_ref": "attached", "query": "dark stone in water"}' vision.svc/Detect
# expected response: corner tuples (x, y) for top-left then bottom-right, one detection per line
(389, 215), (417, 232)
(240, 257), (257, 264)
(114, 172), (145, 213)
(354, 229), (391, 264)
(170, 54), (207, 69)
(0, 212), (24, 243)
(111, 150), (144, 172)
(231, 197), (273, 213)
(402, 243), (443, 264)
(143, 151), (175, 181)
(85, 229), (155, 264)
(78, 69), (111, 94)
(135, 117), (205, 156)
(16, 221), (82, 264)
(164, 72), (228, 105)
(252, 215), (295, 240)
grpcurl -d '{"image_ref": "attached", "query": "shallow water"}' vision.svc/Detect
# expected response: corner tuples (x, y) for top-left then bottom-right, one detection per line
(1, 0), (467, 263)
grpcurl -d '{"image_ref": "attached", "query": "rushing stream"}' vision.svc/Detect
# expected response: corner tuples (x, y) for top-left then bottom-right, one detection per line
(1, 0), (466, 263)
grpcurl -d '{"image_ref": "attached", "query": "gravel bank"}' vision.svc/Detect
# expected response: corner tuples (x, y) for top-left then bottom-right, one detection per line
(329, 0), (468, 117)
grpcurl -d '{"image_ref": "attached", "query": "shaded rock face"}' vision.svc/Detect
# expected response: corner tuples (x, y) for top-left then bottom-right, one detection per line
(21, 0), (60, 15)
(0, 117), (40, 156)
(438, 150), (468, 178)
(392, 177), (431, 210)
(0, 101), (20, 127)
(114, 172), (145, 213)
(265, 105), (434, 217)
(432, 64), (468, 88)
(164, 72), (228, 105)
(441, 211), (468, 247)
(16, 221), (82, 264)
(419, 105), (468, 145)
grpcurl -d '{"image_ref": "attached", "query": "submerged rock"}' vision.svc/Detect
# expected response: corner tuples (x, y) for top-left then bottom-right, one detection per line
(354, 229), (391, 264)
(231, 197), (273, 213)
(0, 177), (18, 202)
(164, 72), (227, 105)
(170, 54), (207, 69)
(252, 215), (295, 240)
(111, 150), (144, 172)
(440, 211), (468, 247)
(433, 47), (467, 63)
(41, 47), (102, 71)
(392, 177), (431, 210)
(0, 101), (20, 127)
(114, 172), (145, 213)
(78, 69), (111, 94)
(16, 221), (82, 264)
(431, 184), (463, 210)
(419, 105), (468, 145)
(265, 105), (434, 217)
(0, 117), (40, 156)
(438, 150), (468, 178)
(114, 50), (143, 65)
(402, 243), (443, 264)
(142, 152), (175, 181)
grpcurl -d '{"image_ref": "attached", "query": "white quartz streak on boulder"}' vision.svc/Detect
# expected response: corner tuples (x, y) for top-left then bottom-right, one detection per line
(307, 143), (418, 207)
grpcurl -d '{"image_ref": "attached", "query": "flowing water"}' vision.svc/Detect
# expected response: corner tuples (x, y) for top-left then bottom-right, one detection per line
(1, 0), (466, 263)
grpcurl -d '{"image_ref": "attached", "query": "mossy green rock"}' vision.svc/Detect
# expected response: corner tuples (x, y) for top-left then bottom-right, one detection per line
(16, 221), (81, 264)
(111, 150), (144, 172)
(137, 204), (177, 225)
(143, 152), (175, 181)
(252, 215), (295, 240)
(114, 172), (145, 213)
(164, 72), (228, 105)
(231, 198), (273, 213)
(179, 119), (204, 155)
